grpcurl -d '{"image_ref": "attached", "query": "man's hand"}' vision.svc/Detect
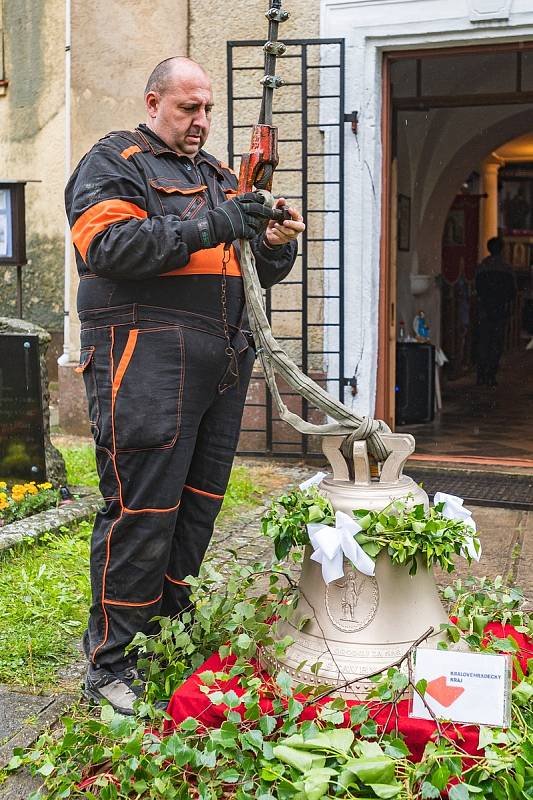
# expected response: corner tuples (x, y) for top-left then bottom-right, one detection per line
(264, 197), (305, 247)
(200, 192), (276, 247)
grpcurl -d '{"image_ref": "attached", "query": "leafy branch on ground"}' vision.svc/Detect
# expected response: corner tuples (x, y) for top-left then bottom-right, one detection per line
(262, 488), (481, 574)
(9, 558), (532, 800)
(439, 575), (533, 664)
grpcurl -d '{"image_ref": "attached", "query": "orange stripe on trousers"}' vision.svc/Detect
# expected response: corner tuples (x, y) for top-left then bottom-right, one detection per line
(183, 484), (224, 500)
(104, 593), (163, 607)
(112, 328), (139, 404)
(165, 574), (190, 586)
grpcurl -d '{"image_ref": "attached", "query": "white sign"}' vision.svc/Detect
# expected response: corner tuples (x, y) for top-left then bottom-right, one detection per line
(410, 647), (511, 727)
(0, 190), (12, 258)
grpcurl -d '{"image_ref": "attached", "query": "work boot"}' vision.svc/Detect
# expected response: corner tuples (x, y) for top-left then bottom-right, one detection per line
(82, 629), (90, 659)
(84, 664), (145, 716)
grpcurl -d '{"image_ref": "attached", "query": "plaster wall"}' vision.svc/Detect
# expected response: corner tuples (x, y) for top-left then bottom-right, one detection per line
(322, 0), (533, 417)
(66, 0), (189, 358)
(0, 0), (65, 331)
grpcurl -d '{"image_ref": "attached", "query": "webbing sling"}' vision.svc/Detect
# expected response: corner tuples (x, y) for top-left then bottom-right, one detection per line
(239, 210), (391, 462)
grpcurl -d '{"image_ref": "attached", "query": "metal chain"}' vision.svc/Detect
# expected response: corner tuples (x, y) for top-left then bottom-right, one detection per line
(221, 245), (234, 358)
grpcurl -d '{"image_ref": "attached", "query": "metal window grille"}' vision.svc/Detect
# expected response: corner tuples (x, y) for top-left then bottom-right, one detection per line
(228, 38), (346, 457)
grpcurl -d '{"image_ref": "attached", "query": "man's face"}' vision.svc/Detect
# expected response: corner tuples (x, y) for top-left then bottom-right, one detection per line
(146, 68), (213, 157)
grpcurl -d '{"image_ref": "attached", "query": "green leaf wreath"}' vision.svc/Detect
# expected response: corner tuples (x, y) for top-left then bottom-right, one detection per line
(261, 487), (481, 574)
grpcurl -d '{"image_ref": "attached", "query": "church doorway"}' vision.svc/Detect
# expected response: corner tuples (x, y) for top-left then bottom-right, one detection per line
(379, 44), (533, 464)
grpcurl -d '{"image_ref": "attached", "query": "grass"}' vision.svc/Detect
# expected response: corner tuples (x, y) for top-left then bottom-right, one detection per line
(0, 455), (266, 690)
(57, 445), (98, 487)
(219, 464), (265, 522)
(0, 521), (92, 691)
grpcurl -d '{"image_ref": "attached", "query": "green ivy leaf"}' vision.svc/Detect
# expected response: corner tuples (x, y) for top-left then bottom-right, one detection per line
(272, 744), (325, 773)
(198, 669), (215, 686)
(513, 679), (533, 706)
(360, 719), (378, 738)
(449, 783), (471, 800)
(219, 767), (241, 783)
(236, 632), (253, 649)
(369, 782), (403, 798)
(343, 754), (395, 785)
(259, 715), (277, 736)
(349, 704), (370, 726)
(421, 780), (442, 798)
(276, 670), (293, 697)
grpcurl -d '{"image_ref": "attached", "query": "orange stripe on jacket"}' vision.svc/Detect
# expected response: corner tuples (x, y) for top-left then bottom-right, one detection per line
(71, 199), (147, 260)
(161, 243), (241, 277)
(121, 145), (142, 160)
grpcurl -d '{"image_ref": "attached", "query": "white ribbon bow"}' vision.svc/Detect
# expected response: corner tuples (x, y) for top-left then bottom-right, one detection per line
(299, 471), (328, 491)
(308, 510), (376, 584)
(434, 491), (481, 561)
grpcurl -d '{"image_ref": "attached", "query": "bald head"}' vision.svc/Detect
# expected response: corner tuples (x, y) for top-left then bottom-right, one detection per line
(144, 57), (210, 98)
(145, 57), (213, 157)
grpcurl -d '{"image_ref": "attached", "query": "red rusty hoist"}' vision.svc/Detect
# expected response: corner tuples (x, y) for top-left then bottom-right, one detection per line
(237, 0), (290, 222)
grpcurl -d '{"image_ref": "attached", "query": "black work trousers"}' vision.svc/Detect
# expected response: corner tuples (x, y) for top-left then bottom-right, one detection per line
(78, 304), (254, 670)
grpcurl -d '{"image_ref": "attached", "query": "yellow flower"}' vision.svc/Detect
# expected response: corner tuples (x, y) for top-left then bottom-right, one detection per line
(0, 492), (6, 501)
(0, 481), (6, 489)
(23, 483), (38, 495)
(37, 482), (53, 490)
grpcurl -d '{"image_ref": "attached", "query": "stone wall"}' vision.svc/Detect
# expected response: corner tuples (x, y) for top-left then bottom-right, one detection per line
(0, 0), (65, 333)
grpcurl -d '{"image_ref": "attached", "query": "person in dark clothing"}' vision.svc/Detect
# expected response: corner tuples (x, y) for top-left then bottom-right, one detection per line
(65, 57), (304, 714)
(475, 236), (516, 386)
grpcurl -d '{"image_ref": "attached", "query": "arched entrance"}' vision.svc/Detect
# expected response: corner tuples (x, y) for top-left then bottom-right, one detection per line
(380, 44), (533, 464)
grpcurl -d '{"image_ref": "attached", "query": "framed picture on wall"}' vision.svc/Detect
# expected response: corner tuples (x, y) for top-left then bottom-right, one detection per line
(398, 194), (411, 252)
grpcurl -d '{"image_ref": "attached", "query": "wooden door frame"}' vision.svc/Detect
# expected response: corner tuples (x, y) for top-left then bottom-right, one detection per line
(375, 53), (394, 427)
(376, 42), (533, 467)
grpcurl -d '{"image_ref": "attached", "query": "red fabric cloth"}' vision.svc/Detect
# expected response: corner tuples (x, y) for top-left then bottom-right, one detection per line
(164, 624), (532, 762)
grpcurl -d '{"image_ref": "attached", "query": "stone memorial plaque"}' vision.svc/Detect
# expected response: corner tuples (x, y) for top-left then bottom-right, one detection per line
(0, 334), (46, 481)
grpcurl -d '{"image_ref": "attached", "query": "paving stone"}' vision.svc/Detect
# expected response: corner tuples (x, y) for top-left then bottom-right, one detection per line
(0, 689), (51, 748)
(0, 692), (74, 770)
(435, 505), (522, 588)
(516, 510), (533, 605)
(0, 768), (41, 799)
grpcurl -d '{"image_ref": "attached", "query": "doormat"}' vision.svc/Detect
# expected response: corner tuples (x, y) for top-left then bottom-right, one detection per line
(404, 468), (533, 510)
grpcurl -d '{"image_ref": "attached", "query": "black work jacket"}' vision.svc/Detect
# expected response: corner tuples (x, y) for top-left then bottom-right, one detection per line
(65, 124), (297, 326)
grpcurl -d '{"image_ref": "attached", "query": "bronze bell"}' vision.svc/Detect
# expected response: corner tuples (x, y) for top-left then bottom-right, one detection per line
(262, 433), (450, 696)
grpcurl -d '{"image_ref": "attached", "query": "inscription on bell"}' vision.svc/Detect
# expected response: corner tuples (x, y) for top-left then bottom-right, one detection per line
(325, 567), (379, 632)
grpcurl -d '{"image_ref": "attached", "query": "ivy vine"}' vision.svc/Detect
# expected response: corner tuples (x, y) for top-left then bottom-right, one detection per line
(261, 488), (481, 574)
(6, 558), (532, 800)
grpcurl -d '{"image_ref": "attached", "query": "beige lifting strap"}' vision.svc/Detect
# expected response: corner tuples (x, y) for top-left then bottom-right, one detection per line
(239, 214), (391, 461)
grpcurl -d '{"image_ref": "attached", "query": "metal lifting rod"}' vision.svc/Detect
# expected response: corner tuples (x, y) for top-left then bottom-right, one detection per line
(259, 0), (289, 126)
(237, 0), (289, 194)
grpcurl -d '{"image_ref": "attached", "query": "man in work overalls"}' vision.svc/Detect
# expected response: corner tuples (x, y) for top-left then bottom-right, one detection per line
(65, 56), (304, 714)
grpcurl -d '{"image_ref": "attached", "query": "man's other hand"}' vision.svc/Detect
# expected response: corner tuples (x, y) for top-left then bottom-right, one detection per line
(264, 197), (305, 247)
